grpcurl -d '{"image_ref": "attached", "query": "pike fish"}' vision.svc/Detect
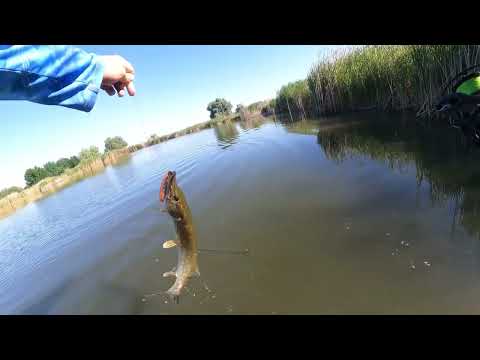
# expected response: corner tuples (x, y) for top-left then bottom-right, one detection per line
(159, 171), (200, 301)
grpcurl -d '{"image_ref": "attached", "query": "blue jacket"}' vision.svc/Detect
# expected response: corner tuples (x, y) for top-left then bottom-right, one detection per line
(0, 45), (104, 112)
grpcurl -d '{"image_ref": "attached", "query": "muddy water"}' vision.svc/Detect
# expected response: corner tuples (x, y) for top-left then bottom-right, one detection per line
(2, 113), (480, 314)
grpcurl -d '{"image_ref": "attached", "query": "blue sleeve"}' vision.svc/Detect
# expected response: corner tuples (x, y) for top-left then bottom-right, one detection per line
(0, 45), (104, 112)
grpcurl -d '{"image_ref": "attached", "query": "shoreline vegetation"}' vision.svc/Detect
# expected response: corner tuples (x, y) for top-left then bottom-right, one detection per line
(273, 45), (480, 119)
(0, 148), (131, 219)
(0, 103), (267, 220)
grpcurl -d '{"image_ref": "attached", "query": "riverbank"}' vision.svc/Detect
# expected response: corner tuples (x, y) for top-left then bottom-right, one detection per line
(141, 113), (242, 148)
(0, 148), (131, 219)
(274, 45), (480, 119)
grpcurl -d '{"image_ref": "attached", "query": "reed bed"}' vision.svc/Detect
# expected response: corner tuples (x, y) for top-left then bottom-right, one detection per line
(275, 45), (480, 118)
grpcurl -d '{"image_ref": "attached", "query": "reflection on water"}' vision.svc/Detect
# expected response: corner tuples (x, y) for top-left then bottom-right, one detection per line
(4, 113), (480, 314)
(316, 113), (480, 240)
(238, 116), (264, 131)
(213, 116), (272, 150)
(213, 120), (240, 149)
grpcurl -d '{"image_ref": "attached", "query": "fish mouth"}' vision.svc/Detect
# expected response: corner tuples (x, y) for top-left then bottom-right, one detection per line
(159, 171), (177, 203)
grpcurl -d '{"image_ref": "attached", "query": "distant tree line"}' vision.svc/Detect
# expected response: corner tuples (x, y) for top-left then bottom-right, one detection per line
(24, 156), (80, 187)
(23, 136), (129, 188)
(209, 97), (275, 119)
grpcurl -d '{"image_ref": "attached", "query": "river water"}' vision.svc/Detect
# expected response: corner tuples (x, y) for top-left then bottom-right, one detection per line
(2, 113), (480, 314)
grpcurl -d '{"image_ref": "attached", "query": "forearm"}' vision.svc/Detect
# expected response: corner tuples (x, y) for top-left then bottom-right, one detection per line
(0, 45), (104, 112)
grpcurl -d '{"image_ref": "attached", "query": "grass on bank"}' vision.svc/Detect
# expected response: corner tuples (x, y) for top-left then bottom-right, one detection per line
(274, 45), (480, 118)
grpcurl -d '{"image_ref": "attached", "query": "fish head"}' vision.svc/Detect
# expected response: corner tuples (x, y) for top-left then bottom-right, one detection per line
(159, 171), (186, 220)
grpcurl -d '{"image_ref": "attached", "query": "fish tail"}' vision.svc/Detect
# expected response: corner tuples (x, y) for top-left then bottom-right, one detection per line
(166, 280), (183, 298)
(166, 288), (181, 298)
(165, 289), (181, 304)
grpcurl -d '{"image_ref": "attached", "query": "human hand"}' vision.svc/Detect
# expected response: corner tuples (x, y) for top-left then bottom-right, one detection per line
(99, 55), (136, 97)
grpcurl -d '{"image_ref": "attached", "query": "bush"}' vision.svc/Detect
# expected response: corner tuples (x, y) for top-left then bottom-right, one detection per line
(128, 144), (144, 152)
(0, 186), (23, 199)
(23, 154), (81, 187)
(25, 166), (50, 187)
(56, 157), (79, 171)
(105, 136), (128, 153)
(43, 161), (63, 177)
(79, 146), (101, 164)
(207, 98), (232, 119)
(146, 134), (161, 146)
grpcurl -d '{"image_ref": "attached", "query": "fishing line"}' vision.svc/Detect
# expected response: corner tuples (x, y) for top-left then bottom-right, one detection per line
(144, 277), (213, 306)
(143, 291), (180, 304)
(197, 248), (250, 256)
(143, 291), (165, 298)
(197, 277), (216, 305)
(143, 286), (179, 303)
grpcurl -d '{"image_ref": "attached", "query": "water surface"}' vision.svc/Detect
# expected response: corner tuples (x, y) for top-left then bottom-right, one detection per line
(2, 113), (480, 314)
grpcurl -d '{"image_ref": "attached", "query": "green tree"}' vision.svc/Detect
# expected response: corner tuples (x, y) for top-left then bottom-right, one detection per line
(22, 154), (80, 188)
(43, 161), (63, 177)
(207, 98), (232, 119)
(69, 156), (80, 167)
(146, 134), (161, 146)
(104, 136), (128, 153)
(24, 166), (49, 187)
(235, 104), (245, 113)
(79, 146), (101, 164)
(53, 157), (79, 174)
(56, 158), (73, 172)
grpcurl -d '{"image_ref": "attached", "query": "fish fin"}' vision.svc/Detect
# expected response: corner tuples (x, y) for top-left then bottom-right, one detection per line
(163, 271), (177, 278)
(163, 240), (178, 249)
(167, 292), (180, 304)
(166, 284), (182, 304)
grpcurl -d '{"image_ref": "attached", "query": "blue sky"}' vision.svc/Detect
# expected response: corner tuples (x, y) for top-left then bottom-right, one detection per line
(0, 45), (344, 189)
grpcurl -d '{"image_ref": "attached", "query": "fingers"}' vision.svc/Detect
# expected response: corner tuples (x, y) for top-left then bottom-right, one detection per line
(124, 72), (135, 96)
(111, 71), (134, 97)
(104, 80), (134, 98)
(116, 73), (135, 97)
(101, 84), (116, 96)
(100, 55), (136, 98)
(114, 82), (126, 97)
(126, 81), (136, 96)
(122, 58), (135, 75)
(124, 73), (134, 82)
